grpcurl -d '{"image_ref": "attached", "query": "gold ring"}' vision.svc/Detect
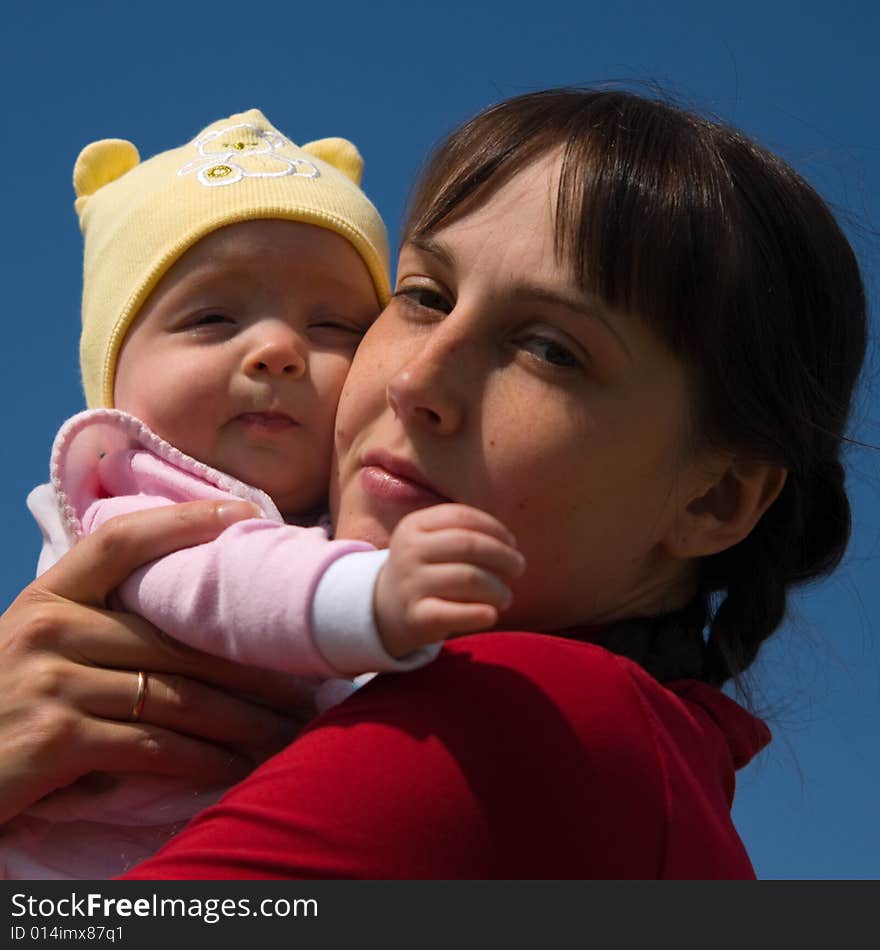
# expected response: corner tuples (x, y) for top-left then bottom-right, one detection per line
(129, 671), (148, 722)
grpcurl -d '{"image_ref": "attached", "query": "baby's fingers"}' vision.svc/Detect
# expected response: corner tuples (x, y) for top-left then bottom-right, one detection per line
(419, 528), (526, 580)
(402, 504), (518, 548)
(419, 563), (514, 612)
(409, 598), (500, 641)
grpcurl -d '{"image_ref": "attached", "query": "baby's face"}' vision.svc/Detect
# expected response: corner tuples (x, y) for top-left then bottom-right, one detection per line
(114, 219), (379, 514)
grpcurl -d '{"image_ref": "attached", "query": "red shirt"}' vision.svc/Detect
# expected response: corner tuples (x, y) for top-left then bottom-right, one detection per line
(120, 632), (770, 879)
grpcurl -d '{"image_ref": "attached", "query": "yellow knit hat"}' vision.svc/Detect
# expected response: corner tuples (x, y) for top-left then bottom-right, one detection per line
(75, 108), (390, 408)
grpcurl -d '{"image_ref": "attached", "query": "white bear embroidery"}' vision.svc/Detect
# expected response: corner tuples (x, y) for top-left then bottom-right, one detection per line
(177, 122), (319, 187)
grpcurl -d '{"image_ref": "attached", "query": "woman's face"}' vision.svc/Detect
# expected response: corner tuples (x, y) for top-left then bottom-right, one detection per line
(332, 152), (711, 632)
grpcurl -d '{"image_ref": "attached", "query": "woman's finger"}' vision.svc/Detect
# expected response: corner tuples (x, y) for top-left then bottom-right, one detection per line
(66, 666), (300, 758)
(36, 500), (261, 607)
(0, 704), (252, 826)
(40, 715), (257, 789)
(7, 585), (309, 717)
(0, 592), (307, 784)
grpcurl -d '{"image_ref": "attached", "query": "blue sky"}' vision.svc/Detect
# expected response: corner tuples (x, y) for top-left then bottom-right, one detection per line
(2, 0), (877, 879)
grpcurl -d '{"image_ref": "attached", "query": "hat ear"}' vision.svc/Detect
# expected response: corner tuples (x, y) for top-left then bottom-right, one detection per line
(74, 139), (140, 208)
(301, 136), (363, 185)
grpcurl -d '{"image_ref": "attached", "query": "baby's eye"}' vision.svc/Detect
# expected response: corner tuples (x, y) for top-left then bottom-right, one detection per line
(393, 286), (453, 315)
(520, 335), (584, 369)
(308, 319), (369, 346)
(191, 312), (233, 327)
(311, 318), (366, 333)
(178, 312), (237, 337)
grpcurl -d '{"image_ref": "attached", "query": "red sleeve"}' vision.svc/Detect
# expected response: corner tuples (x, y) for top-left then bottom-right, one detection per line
(120, 634), (675, 879)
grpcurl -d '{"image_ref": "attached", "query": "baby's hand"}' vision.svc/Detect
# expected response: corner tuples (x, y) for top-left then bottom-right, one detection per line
(374, 504), (526, 659)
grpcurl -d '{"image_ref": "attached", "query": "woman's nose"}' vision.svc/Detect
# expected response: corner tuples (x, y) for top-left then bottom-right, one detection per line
(243, 324), (307, 378)
(386, 333), (468, 435)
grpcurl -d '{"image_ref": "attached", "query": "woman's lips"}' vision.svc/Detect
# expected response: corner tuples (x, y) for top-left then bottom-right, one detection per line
(360, 451), (450, 506)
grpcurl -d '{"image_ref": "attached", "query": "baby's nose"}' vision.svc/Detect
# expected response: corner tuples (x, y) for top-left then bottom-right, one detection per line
(245, 329), (306, 377)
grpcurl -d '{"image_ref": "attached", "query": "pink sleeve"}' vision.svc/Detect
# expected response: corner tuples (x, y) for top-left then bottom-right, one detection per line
(82, 453), (371, 677)
(117, 520), (371, 675)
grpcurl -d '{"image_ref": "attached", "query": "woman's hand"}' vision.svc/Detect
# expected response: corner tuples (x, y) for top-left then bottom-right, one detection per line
(0, 501), (311, 825)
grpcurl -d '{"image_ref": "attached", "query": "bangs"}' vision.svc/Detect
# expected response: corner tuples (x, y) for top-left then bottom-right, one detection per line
(555, 100), (744, 352)
(404, 89), (749, 363)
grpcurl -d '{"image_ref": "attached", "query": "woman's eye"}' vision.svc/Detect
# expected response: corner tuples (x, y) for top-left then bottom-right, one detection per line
(521, 335), (584, 369)
(394, 286), (452, 314)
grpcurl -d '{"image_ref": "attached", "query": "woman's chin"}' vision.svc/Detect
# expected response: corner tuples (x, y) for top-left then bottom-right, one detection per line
(332, 510), (393, 550)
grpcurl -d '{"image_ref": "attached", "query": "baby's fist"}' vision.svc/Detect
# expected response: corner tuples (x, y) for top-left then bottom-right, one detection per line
(374, 504), (526, 659)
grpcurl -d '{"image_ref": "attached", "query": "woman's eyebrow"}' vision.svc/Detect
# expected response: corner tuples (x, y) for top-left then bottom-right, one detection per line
(406, 235), (455, 269)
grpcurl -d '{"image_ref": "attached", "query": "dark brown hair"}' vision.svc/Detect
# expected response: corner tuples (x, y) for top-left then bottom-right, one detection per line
(404, 88), (868, 688)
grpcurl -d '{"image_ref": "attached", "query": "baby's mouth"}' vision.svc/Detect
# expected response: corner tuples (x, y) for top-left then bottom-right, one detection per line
(235, 411), (298, 431)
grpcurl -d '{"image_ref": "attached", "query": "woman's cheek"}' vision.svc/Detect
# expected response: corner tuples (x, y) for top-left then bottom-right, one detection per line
(339, 328), (394, 422)
(334, 387), (369, 458)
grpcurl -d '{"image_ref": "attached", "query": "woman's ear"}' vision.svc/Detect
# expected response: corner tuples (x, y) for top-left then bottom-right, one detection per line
(664, 457), (788, 559)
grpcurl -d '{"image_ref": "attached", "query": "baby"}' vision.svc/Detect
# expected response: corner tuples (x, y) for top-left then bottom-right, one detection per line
(7, 110), (523, 879)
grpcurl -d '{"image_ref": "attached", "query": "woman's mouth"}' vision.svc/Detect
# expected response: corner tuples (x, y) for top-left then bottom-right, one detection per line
(360, 450), (450, 506)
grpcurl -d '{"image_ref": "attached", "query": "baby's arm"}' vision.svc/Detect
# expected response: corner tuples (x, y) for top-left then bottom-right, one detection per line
(84, 494), (378, 678)
(373, 504), (527, 660)
(77, 447), (417, 679)
(80, 451), (521, 676)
